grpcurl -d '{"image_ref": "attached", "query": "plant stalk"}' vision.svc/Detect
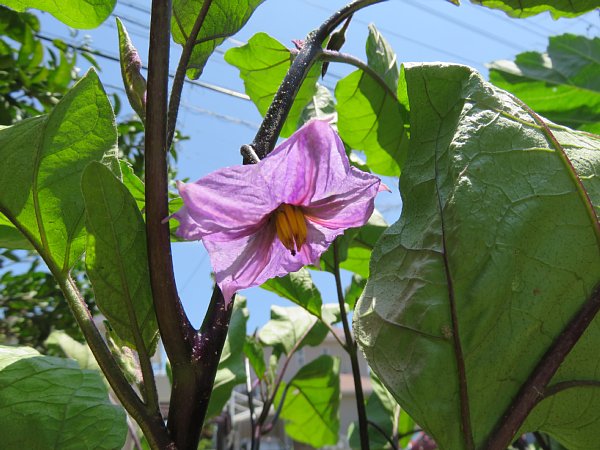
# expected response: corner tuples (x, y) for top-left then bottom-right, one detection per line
(333, 240), (370, 450)
(248, 0), (386, 161)
(167, 0), (214, 151)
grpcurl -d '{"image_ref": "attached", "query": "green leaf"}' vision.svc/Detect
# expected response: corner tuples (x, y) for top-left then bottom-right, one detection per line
(355, 63), (600, 450)
(345, 274), (366, 311)
(2, 0), (116, 29)
(299, 83), (337, 127)
(0, 69), (117, 273)
(259, 305), (328, 355)
(276, 355), (340, 447)
(225, 32), (321, 137)
(82, 161), (159, 354)
(489, 34), (600, 134)
(45, 330), (99, 370)
(0, 345), (126, 449)
(206, 296), (248, 419)
(466, 0), (600, 18)
(336, 25), (409, 176)
(119, 160), (146, 212)
(243, 335), (266, 379)
(348, 372), (412, 450)
(320, 209), (388, 278)
(0, 214), (32, 249)
(261, 268), (323, 317)
(172, 0), (265, 79)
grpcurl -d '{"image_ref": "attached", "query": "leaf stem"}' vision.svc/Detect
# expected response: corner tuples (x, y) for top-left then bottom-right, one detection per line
(367, 420), (398, 450)
(290, 48), (399, 103)
(248, 0), (387, 161)
(485, 283), (600, 450)
(167, 0), (214, 151)
(59, 275), (172, 449)
(333, 240), (370, 450)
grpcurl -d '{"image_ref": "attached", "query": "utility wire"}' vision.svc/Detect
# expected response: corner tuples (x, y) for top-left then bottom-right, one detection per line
(36, 33), (251, 100)
(402, 0), (523, 51)
(300, 0), (483, 67)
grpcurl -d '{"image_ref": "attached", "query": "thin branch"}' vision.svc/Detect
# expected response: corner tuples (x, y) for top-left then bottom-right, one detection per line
(59, 275), (172, 449)
(248, 0), (387, 161)
(367, 420), (398, 450)
(544, 379), (600, 398)
(258, 325), (313, 431)
(167, 0), (214, 151)
(290, 48), (399, 103)
(485, 284), (600, 450)
(333, 240), (370, 450)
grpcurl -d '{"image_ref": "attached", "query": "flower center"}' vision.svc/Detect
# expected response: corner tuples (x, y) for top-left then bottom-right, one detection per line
(274, 204), (307, 256)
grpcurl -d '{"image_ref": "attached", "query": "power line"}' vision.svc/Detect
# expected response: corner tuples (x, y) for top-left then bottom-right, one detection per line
(402, 0), (523, 51)
(36, 33), (251, 101)
(300, 0), (483, 67)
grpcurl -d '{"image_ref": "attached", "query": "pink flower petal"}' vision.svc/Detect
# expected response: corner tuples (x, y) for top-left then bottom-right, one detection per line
(304, 167), (381, 229)
(175, 165), (277, 242)
(259, 120), (352, 206)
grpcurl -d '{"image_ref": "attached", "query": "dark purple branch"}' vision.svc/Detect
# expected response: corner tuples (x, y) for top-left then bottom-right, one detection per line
(166, 287), (233, 450)
(247, 0), (386, 162)
(485, 284), (600, 450)
(367, 420), (398, 450)
(167, 0), (214, 151)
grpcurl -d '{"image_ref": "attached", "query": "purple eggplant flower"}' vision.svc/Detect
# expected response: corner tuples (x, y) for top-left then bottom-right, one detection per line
(174, 120), (385, 301)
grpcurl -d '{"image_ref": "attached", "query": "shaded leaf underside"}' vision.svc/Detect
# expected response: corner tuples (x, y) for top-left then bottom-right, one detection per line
(355, 63), (600, 450)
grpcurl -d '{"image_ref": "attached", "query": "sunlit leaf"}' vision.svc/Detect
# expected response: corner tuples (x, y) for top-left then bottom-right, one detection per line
(336, 24), (409, 176)
(259, 305), (328, 355)
(489, 34), (600, 134)
(261, 268), (323, 318)
(172, 0), (265, 79)
(276, 355), (340, 447)
(355, 63), (600, 450)
(82, 162), (159, 353)
(2, 0), (115, 29)
(0, 69), (117, 273)
(225, 32), (321, 137)
(467, 0), (600, 18)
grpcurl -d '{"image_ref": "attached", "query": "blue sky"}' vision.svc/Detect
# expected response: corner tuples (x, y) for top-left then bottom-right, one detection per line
(37, 0), (599, 332)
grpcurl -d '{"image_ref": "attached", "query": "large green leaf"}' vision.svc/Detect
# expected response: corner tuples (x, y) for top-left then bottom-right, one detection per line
(354, 64), (600, 450)
(82, 162), (159, 353)
(259, 305), (328, 355)
(467, 0), (600, 18)
(0, 345), (126, 449)
(2, 0), (115, 29)
(224, 32), (321, 137)
(206, 296), (249, 419)
(172, 0), (265, 79)
(261, 268), (323, 317)
(489, 34), (600, 134)
(0, 69), (117, 274)
(336, 25), (409, 176)
(276, 355), (340, 447)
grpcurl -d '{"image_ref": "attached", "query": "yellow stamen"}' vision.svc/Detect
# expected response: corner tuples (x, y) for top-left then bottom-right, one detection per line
(274, 204), (307, 256)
